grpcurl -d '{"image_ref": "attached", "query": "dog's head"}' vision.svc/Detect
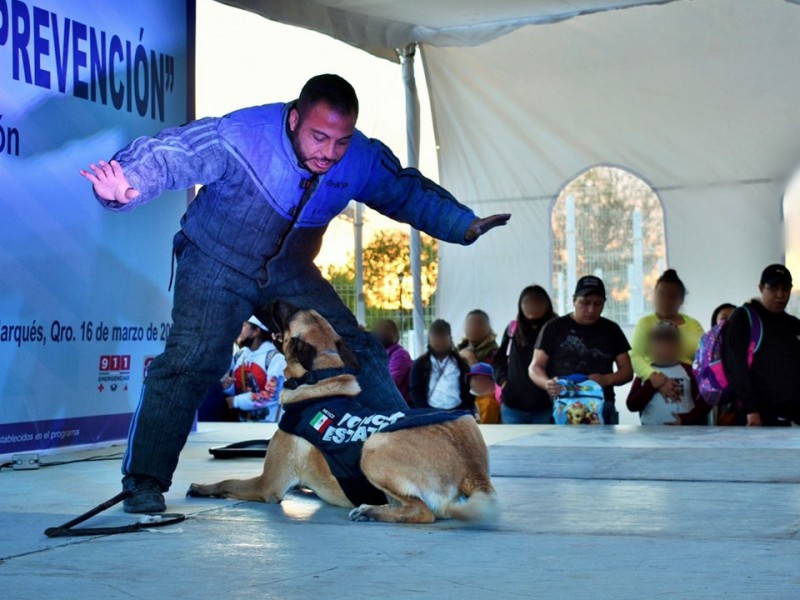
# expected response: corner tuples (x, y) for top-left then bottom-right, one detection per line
(254, 300), (361, 403)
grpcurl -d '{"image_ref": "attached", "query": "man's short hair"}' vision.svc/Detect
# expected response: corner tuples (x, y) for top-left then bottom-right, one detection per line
(297, 74), (359, 119)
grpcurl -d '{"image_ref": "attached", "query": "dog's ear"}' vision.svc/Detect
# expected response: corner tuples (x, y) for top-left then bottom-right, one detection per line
(336, 339), (360, 370)
(287, 337), (317, 372)
(267, 300), (299, 335)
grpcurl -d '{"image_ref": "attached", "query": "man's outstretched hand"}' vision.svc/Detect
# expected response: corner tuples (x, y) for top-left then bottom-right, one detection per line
(79, 160), (139, 204)
(464, 213), (511, 242)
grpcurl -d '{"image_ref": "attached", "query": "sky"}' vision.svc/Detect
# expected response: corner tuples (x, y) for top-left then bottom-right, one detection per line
(195, 0), (440, 268)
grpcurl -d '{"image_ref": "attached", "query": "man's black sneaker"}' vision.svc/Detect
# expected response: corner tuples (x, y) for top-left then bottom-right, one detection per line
(122, 476), (167, 514)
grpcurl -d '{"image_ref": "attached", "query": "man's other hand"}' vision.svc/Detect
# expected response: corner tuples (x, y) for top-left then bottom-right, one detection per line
(79, 159), (139, 204)
(465, 213), (511, 242)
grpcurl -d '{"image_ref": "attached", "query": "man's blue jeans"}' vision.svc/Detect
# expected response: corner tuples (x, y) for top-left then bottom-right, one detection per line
(123, 237), (405, 490)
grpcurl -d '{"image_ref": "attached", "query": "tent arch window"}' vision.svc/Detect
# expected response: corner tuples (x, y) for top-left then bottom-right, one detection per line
(551, 165), (667, 326)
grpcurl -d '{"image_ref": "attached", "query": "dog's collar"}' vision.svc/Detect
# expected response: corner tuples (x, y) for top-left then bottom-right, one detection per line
(283, 367), (354, 390)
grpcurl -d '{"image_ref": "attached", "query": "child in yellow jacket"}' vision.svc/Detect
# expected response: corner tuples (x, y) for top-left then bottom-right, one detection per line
(466, 362), (502, 424)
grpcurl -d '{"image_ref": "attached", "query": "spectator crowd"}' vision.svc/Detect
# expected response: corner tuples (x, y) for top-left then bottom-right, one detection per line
(201, 263), (800, 428)
(365, 263), (800, 428)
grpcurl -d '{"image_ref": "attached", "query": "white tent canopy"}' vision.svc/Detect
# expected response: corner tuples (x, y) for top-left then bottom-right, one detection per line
(218, 0), (679, 60)
(220, 0), (800, 328)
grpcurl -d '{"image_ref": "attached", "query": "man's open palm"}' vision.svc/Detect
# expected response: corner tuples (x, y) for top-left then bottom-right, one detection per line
(465, 213), (511, 242)
(79, 160), (139, 204)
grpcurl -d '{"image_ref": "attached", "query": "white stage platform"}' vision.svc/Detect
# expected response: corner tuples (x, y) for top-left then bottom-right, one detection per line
(2, 423), (799, 599)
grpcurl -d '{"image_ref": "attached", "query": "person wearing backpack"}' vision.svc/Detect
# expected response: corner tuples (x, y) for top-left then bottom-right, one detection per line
(722, 265), (800, 427)
(198, 316), (284, 423)
(494, 285), (557, 424)
(710, 303), (736, 329)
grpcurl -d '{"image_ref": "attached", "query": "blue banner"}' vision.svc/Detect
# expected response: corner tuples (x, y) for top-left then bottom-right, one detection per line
(0, 0), (193, 456)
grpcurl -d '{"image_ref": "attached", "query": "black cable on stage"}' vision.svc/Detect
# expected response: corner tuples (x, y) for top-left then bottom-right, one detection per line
(44, 491), (185, 538)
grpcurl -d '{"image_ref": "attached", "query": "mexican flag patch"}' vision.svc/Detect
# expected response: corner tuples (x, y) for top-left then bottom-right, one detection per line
(310, 409), (334, 434)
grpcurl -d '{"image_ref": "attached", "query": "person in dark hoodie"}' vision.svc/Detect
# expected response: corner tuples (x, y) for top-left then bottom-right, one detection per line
(494, 285), (557, 424)
(723, 264), (800, 426)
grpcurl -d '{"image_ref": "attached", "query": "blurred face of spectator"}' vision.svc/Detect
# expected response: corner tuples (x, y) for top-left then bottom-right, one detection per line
(374, 321), (399, 348)
(465, 313), (491, 344)
(236, 322), (261, 348)
(654, 282), (684, 319)
(650, 335), (680, 366)
(521, 293), (549, 321)
(760, 282), (792, 314)
(469, 374), (495, 396)
(429, 331), (453, 356)
(715, 306), (735, 325)
(573, 294), (605, 325)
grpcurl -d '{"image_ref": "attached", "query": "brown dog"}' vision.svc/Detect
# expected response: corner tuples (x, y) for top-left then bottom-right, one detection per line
(188, 301), (497, 524)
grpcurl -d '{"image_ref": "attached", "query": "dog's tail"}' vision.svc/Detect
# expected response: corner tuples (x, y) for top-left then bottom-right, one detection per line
(448, 488), (499, 525)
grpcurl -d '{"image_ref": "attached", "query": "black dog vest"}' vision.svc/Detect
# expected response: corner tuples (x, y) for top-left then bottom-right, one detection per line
(279, 396), (468, 506)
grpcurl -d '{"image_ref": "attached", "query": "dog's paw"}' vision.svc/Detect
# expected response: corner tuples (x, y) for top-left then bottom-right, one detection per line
(348, 505), (374, 522)
(186, 483), (209, 498)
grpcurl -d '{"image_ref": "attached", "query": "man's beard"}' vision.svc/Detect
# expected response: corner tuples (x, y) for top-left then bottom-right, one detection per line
(291, 131), (336, 174)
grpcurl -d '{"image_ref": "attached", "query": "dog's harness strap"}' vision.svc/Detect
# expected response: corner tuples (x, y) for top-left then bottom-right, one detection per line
(283, 367), (354, 390)
(44, 491), (186, 538)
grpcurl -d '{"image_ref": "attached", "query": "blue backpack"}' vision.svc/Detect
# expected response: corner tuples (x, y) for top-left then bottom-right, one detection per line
(552, 375), (605, 425)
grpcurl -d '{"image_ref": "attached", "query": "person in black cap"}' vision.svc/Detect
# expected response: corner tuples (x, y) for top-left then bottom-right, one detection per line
(529, 275), (633, 424)
(723, 264), (800, 426)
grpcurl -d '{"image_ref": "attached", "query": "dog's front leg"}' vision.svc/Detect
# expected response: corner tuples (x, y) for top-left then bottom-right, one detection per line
(349, 498), (435, 524)
(188, 431), (300, 503)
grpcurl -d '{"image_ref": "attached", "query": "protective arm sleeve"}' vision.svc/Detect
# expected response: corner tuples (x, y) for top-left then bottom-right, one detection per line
(356, 140), (477, 244)
(98, 117), (228, 212)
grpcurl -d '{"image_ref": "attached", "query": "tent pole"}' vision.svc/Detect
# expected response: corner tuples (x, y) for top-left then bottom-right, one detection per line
(399, 42), (425, 357)
(353, 201), (366, 325)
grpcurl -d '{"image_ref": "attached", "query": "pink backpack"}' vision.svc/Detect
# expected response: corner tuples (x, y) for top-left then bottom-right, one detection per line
(506, 320), (518, 356)
(692, 306), (762, 406)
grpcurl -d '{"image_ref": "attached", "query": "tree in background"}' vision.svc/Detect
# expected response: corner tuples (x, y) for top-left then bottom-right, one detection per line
(321, 229), (438, 329)
(551, 166), (667, 325)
